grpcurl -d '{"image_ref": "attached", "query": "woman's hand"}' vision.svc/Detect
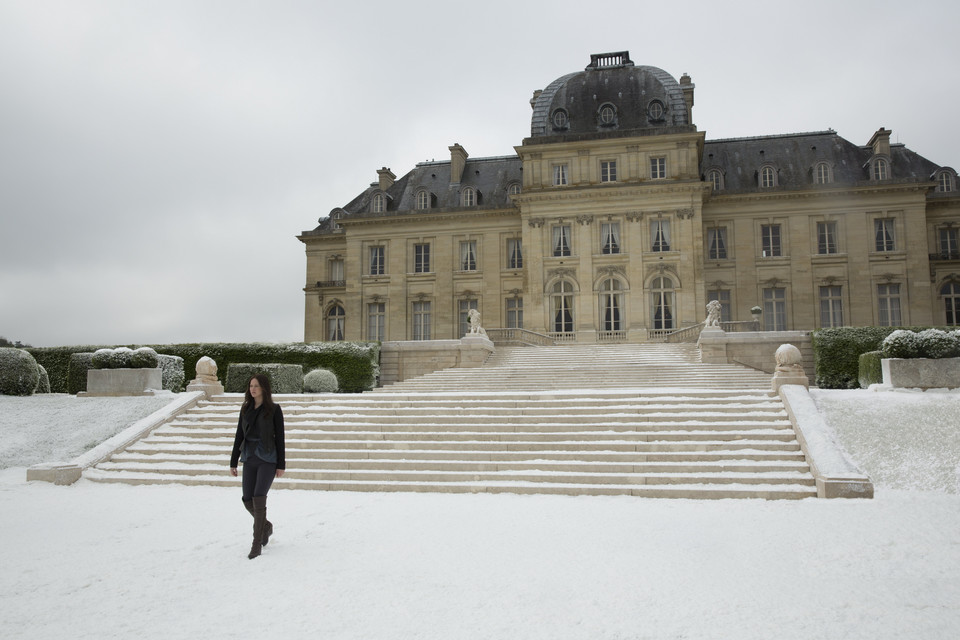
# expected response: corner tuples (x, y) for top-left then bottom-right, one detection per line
(230, 467), (238, 477)
(276, 469), (285, 478)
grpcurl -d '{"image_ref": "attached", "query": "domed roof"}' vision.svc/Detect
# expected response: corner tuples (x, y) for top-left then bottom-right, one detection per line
(530, 52), (692, 140)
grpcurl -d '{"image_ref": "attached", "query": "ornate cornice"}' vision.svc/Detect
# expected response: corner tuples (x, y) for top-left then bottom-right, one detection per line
(676, 208), (695, 220)
(528, 217), (545, 228)
(576, 215), (594, 226)
(548, 267), (576, 279)
(626, 211), (643, 223)
(597, 265), (626, 278)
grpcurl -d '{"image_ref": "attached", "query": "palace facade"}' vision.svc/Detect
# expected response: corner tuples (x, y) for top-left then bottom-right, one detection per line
(299, 51), (960, 343)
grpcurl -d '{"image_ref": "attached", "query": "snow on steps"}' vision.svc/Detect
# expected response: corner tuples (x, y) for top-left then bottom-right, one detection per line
(88, 344), (818, 499)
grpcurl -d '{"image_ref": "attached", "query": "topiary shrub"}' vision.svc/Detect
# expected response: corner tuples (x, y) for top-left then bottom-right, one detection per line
(35, 364), (51, 394)
(68, 353), (95, 394)
(225, 363), (304, 394)
(916, 328), (960, 359)
(304, 367), (339, 393)
(129, 347), (159, 369)
(857, 351), (883, 388)
(157, 354), (185, 392)
(0, 348), (41, 396)
(882, 330), (920, 359)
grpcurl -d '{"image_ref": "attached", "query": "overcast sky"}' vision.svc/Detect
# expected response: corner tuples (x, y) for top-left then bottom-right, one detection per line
(1, 0), (957, 347)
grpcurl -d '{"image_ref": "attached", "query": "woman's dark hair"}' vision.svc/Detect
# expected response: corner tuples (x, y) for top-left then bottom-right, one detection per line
(242, 374), (275, 413)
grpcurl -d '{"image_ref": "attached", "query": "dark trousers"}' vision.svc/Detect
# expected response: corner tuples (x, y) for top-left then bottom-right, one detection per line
(241, 454), (276, 500)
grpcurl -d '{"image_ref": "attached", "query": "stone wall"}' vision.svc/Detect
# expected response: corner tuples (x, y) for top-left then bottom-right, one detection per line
(379, 337), (494, 386)
(698, 330), (814, 380)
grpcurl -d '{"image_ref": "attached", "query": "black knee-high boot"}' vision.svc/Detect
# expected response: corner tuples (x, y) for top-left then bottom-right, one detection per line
(248, 496), (268, 559)
(243, 498), (272, 546)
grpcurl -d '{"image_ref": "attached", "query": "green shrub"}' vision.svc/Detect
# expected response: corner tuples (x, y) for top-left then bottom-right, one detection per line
(35, 364), (51, 394)
(157, 354), (185, 392)
(225, 363), (304, 394)
(29, 341), (379, 393)
(0, 348), (40, 396)
(857, 351), (883, 389)
(916, 329), (960, 358)
(129, 347), (159, 369)
(68, 353), (95, 394)
(304, 367), (339, 393)
(881, 330), (920, 359)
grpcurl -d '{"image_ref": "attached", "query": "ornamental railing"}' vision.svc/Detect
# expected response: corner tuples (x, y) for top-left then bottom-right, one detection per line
(929, 252), (960, 261)
(597, 330), (627, 342)
(548, 332), (577, 343)
(315, 280), (346, 288)
(484, 328), (557, 346)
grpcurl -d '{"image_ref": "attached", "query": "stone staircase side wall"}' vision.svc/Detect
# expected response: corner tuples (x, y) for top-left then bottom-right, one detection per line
(380, 338), (495, 386)
(699, 331), (814, 379)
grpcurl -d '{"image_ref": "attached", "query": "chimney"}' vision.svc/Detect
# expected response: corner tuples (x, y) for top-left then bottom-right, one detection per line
(530, 89), (543, 110)
(377, 167), (395, 191)
(679, 73), (694, 123)
(449, 143), (468, 184)
(868, 127), (891, 157)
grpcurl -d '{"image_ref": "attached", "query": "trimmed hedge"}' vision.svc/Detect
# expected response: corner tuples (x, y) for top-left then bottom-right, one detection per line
(0, 348), (40, 396)
(157, 354), (185, 392)
(304, 367), (339, 393)
(68, 353), (95, 394)
(28, 341), (379, 394)
(857, 351), (883, 389)
(226, 363), (304, 394)
(35, 364), (51, 394)
(814, 326), (957, 389)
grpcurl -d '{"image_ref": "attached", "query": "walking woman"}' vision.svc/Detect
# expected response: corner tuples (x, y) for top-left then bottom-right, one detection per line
(230, 374), (285, 559)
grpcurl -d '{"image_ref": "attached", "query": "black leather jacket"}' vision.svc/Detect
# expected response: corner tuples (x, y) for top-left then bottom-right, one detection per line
(230, 403), (285, 469)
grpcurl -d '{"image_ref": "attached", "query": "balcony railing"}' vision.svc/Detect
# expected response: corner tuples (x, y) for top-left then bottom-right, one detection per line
(316, 280), (346, 288)
(929, 252), (960, 261)
(484, 328), (557, 346)
(548, 332), (577, 343)
(597, 330), (627, 343)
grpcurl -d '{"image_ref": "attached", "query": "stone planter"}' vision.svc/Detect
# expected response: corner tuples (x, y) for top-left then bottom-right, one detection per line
(881, 357), (960, 390)
(81, 368), (163, 396)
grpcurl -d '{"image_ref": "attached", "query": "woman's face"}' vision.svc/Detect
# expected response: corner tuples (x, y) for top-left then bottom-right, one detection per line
(249, 378), (262, 399)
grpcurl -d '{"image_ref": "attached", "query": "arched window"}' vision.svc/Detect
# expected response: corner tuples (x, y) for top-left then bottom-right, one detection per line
(937, 171), (954, 193)
(551, 280), (575, 334)
(552, 109), (568, 130)
(647, 100), (665, 121)
(651, 277), (674, 330)
(815, 162), (831, 184)
(707, 169), (722, 192)
(326, 304), (345, 341)
(760, 166), (776, 188)
(508, 182), (522, 196)
(873, 158), (888, 181)
(598, 103), (617, 126)
(942, 281), (960, 326)
(416, 189), (429, 210)
(599, 278), (624, 332)
(461, 187), (476, 207)
(372, 193), (385, 213)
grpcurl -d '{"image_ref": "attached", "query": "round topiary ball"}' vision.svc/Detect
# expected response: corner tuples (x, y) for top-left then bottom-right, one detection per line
(0, 347), (41, 396)
(129, 347), (159, 368)
(303, 367), (338, 393)
(35, 364), (51, 394)
(881, 330), (919, 359)
(916, 328), (956, 359)
(91, 348), (114, 369)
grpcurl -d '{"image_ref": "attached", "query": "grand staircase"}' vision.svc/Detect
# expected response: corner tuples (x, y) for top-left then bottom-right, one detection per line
(86, 343), (818, 499)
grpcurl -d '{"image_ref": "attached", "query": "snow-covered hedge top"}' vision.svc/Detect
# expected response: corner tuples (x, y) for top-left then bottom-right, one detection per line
(882, 329), (960, 359)
(91, 347), (159, 369)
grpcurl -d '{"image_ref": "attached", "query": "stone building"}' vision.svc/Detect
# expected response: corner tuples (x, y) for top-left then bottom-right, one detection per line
(298, 51), (960, 343)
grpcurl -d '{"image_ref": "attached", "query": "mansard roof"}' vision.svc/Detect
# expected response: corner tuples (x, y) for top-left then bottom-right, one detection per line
(702, 130), (941, 193)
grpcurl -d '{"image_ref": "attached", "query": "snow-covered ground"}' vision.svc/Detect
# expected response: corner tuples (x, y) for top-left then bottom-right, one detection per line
(1, 389), (959, 639)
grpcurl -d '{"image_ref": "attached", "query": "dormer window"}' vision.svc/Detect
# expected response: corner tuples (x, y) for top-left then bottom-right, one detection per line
(331, 210), (343, 230)
(416, 189), (430, 210)
(814, 162), (832, 185)
(873, 158), (889, 181)
(372, 193), (385, 213)
(598, 103), (617, 127)
(461, 187), (476, 207)
(647, 100), (665, 122)
(937, 170), (955, 192)
(707, 169), (723, 191)
(760, 165), (777, 188)
(552, 109), (568, 131)
(508, 182), (522, 196)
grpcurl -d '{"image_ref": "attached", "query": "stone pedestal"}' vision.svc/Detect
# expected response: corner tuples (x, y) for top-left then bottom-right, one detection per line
(80, 368), (163, 396)
(772, 343), (809, 391)
(881, 357), (960, 389)
(186, 356), (225, 398)
(697, 326), (727, 364)
(26, 463), (83, 485)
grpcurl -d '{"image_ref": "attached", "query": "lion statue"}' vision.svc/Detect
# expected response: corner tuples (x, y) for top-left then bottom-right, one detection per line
(467, 308), (487, 336)
(705, 300), (722, 327)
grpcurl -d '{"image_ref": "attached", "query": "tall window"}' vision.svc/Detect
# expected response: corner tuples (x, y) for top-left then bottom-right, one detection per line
(507, 238), (522, 269)
(819, 286), (844, 328)
(708, 169), (722, 191)
(817, 222), (838, 255)
(938, 172), (954, 192)
(707, 290), (731, 323)
(940, 228), (959, 258)
(552, 225), (572, 256)
(329, 259), (344, 282)
(601, 222), (620, 254)
(506, 297), (523, 328)
(326, 304), (345, 341)
(761, 224), (782, 257)
(651, 277), (674, 330)
(650, 157), (666, 179)
(414, 243), (430, 273)
(761, 166), (776, 188)
(875, 219), (896, 252)
(763, 288), (786, 331)
(412, 301), (431, 340)
(553, 164), (568, 186)
(459, 240), (477, 271)
(599, 278), (623, 331)
(372, 193), (385, 213)
(707, 227), (727, 260)
(458, 300), (478, 337)
(601, 160), (617, 183)
(369, 246), (385, 275)
(461, 187), (475, 207)
(367, 302), (385, 341)
(815, 163), (831, 184)
(551, 281), (574, 333)
(877, 284), (901, 327)
(651, 219), (671, 252)
(943, 282), (960, 326)
(873, 159), (888, 181)
(416, 190), (429, 210)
